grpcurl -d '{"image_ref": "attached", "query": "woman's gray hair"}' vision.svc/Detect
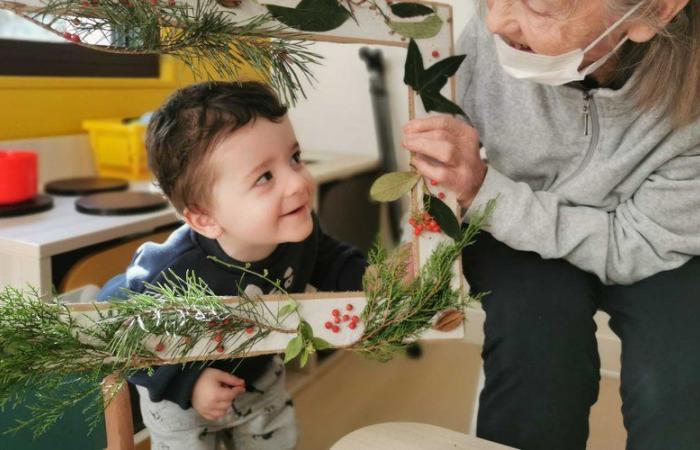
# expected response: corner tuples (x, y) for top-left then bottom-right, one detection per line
(608, 0), (699, 129)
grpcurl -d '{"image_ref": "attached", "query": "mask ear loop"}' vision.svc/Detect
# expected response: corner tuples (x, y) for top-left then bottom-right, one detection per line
(579, 2), (644, 75)
(582, 1), (644, 54)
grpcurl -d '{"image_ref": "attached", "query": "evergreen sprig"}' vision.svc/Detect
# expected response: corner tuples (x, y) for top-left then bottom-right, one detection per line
(16, 0), (321, 105)
(355, 199), (495, 361)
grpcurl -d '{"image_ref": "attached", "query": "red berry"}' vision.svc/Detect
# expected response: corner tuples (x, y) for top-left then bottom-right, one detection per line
(430, 179), (439, 186)
(62, 31), (71, 39)
(346, 304), (354, 311)
(151, 0), (157, 4)
(245, 327), (255, 334)
(349, 322), (357, 330)
(332, 309), (340, 317)
(352, 315), (360, 323)
(414, 228), (422, 236)
(438, 192), (446, 200)
(70, 34), (81, 43)
(155, 342), (165, 352)
(334, 316), (341, 324)
(213, 334), (223, 343)
(342, 314), (350, 322)
(216, 345), (225, 353)
(432, 50), (440, 58)
(408, 217), (416, 226)
(325, 321), (333, 329)
(332, 325), (340, 333)
(208, 320), (218, 327)
(223, 319), (230, 325)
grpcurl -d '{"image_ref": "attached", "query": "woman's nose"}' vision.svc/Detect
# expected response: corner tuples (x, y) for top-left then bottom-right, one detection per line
(485, 0), (521, 36)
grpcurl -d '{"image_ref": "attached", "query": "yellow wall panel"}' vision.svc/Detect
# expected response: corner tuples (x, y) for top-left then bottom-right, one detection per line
(0, 56), (263, 141)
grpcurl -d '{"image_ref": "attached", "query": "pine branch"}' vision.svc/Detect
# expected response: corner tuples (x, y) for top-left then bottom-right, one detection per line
(17, 0), (322, 105)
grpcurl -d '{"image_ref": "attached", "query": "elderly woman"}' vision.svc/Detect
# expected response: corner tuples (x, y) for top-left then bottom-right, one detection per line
(403, 1), (700, 449)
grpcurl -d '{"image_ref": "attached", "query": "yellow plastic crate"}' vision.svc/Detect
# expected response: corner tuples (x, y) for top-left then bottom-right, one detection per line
(82, 118), (150, 180)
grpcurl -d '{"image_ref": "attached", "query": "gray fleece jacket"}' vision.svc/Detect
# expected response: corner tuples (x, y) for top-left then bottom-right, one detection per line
(459, 14), (700, 285)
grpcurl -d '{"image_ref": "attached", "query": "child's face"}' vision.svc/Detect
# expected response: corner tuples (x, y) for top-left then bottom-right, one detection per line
(192, 115), (315, 261)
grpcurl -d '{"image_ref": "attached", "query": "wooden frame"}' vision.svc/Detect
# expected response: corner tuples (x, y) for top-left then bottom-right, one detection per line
(3, 1), (463, 448)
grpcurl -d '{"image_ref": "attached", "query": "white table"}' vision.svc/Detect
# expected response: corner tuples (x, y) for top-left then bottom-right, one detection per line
(0, 152), (378, 294)
(331, 422), (516, 450)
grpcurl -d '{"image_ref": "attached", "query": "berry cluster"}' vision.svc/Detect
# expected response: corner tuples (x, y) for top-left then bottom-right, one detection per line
(206, 318), (255, 354)
(324, 303), (360, 333)
(409, 211), (442, 236)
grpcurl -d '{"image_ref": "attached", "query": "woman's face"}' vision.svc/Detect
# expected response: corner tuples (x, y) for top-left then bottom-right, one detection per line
(485, 0), (630, 66)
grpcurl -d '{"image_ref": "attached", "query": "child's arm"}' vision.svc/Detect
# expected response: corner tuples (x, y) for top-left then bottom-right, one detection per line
(310, 227), (368, 292)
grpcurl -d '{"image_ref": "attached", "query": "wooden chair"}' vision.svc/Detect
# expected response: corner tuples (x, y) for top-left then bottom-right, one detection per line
(60, 229), (173, 450)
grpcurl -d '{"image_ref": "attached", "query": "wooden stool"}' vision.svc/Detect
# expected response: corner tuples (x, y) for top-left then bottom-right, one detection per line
(331, 422), (515, 450)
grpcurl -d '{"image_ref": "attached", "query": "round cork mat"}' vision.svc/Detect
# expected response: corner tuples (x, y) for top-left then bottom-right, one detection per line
(75, 191), (167, 216)
(0, 194), (54, 218)
(45, 177), (129, 196)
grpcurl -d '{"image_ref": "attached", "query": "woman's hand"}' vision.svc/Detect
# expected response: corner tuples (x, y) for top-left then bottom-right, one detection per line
(402, 115), (487, 209)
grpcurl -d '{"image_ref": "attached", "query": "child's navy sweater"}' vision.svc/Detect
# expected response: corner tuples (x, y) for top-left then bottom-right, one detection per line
(98, 213), (366, 409)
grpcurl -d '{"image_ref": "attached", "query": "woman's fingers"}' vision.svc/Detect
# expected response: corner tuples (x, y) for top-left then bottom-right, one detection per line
(403, 115), (467, 136)
(402, 136), (458, 165)
(412, 154), (450, 185)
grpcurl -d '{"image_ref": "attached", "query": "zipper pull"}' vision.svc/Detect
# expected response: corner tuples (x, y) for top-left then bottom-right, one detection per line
(583, 93), (592, 136)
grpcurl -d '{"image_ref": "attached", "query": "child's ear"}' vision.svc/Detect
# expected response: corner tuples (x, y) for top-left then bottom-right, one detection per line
(183, 206), (222, 239)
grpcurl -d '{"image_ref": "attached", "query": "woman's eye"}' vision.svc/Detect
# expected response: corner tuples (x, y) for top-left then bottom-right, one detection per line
(291, 150), (302, 165)
(522, 0), (551, 16)
(255, 171), (273, 186)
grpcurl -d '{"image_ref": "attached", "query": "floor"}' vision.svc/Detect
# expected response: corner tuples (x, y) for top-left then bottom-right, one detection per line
(294, 341), (627, 450)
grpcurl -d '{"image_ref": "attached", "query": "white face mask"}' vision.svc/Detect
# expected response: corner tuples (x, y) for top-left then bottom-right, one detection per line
(494, 2), (642, 86)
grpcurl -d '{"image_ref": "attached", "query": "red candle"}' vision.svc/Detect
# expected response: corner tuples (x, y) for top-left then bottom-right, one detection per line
(0, 151), (38, 204)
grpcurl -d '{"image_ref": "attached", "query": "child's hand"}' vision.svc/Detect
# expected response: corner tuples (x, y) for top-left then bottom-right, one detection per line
(192, 368), (246, 420)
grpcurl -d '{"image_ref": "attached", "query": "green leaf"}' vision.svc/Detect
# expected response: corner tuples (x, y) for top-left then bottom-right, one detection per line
(370, 171), (421, 202)
(424, 194), (461, 240)
(284, 336), (303, 363)
(403, 43), (467, 117)
(404, 39), (424, 87)
(265, 0), (351, 32)
(278, 301), (297, 318)
(420, 91), (466, 117)
(419, 55), (466, 91)
(389, 14), (443, 39)
(390, 2), (435, 18)
(299, 320), (314, 340)
(312, 337), (332, 351)
(299, 348), (310, 367)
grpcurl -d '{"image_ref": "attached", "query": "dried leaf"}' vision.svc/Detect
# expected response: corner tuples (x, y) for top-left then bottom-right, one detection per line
(265, 0), (350, 32)
(390, 2), (435, 18)
(389, 14), (443, 39)
(370, 171), (420, 202)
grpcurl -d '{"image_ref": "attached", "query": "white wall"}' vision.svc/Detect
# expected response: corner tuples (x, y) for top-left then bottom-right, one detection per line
(289, 0), (477, 171)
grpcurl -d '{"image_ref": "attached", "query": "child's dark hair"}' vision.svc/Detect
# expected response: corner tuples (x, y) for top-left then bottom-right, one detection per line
(146, 81), (287, 212)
